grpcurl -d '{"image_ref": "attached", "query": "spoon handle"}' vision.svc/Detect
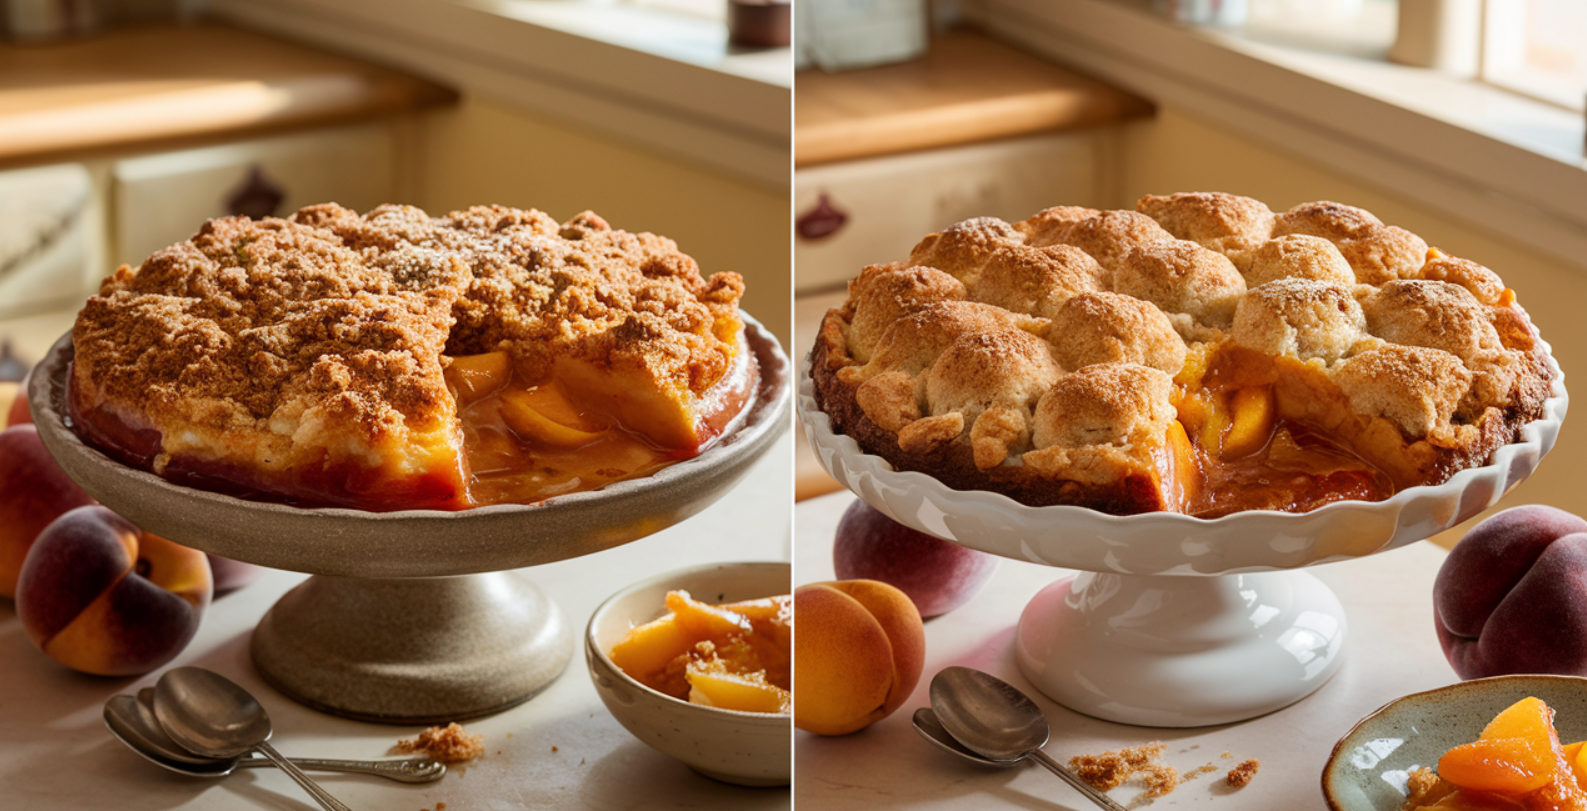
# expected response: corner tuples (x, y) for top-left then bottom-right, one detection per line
(253, 741), (354, 811)
(1029, 750), (1129, 811)
(237, 755), (446, 783)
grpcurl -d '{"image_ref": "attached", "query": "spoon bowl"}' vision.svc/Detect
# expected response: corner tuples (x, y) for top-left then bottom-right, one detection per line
(105, 694), (235, 775)
(912, 707), (1017, 768)
(928, 667), (1128, 811)
(154, 667), (273, 760)
(105, 688), (448, 783)
(154, 667), (353, 811)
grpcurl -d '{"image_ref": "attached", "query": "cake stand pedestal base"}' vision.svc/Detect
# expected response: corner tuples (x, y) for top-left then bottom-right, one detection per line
(251, 572), (573, 724)
(1015, 570), (1347, 727)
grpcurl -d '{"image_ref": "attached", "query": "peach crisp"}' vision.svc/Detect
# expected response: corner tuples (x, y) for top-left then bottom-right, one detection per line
(1404, 697), (1587, 810)
(608, 591), (791, 714)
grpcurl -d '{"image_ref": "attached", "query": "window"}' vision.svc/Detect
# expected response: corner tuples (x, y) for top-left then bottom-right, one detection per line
(1483, 0), (1587, 110)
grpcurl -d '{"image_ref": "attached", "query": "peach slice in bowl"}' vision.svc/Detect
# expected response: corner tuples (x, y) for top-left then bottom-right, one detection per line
(585, 561), (791, 787)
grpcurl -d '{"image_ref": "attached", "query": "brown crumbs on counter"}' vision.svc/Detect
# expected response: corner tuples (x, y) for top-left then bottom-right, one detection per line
(1184, 763), (1220, 780)
(1226, 759), (1260, 788)
(396, 722), (485, 763)
(1139, 764), (1180, 798)
(437, 804), (446, 811)
(1069, 742), (1167, 792)
(1221, 751), (1233, 759)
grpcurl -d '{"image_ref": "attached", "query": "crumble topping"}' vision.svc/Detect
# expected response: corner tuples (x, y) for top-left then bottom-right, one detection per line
(395, 722), (484, 763)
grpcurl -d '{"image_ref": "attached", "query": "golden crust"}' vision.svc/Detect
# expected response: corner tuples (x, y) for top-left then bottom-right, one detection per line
(1245, 234), (1356, 288)
(1136, 191), (1274, 271)
(71, 203), (745, 508)
(1048, 291), (1187, 374)
(1061, 210), (1175, 284)
(1333, 344), (1472, 441)
(1231, 279), (1365, 363)
(1113, 241), (1246, 328)
(811, 194), (1555, 516)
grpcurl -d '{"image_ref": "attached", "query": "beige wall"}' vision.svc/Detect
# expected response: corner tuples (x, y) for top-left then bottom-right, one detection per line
(1119, 107), (1587, 547)
(411, 94), (791, 346)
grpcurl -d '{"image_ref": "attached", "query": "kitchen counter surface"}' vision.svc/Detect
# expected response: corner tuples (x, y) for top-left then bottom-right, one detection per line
(795, 28), (1153, 167)
(0, 434), (792, 810)
(0, 21), (454, 167)
(794, 489), (1461, 810)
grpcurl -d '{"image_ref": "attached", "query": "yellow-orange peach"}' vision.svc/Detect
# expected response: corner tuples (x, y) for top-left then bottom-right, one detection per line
(794, 579), (925, 735)
(17, 506), (211, 676)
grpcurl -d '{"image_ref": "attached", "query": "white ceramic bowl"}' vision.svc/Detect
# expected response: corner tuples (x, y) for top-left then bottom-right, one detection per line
(585, 561), (791, 787)
(797, 347), (1567, 575)
(1324, 675), (1587, 810)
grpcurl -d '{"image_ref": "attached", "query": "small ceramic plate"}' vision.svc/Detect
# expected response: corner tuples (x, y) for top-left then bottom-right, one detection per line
(1323, 675), (1587, 811)
(797, 341), (1566, 575)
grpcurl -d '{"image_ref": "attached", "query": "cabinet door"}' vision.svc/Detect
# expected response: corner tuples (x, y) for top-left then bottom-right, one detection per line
(112, 124), (396, 268)
(0, 163), (100, 322)
(794, 131), (1104, 294)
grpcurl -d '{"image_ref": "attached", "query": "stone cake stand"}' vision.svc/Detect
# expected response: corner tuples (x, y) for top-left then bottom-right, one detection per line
(31, 319), (790, 724)
(799, 349), (1566, 728)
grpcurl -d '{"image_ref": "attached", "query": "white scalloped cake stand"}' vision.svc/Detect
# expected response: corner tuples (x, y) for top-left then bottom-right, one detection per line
(799, 350), (1566, 727)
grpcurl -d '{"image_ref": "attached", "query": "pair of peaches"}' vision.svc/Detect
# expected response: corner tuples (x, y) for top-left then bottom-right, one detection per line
(0, 388), (255, 676)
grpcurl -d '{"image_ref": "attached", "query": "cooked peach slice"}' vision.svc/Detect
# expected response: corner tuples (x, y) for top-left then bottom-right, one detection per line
(666, 590), (752, 638)
(1439, 697), (1560, 794)
(1222, 386), (1275, 459)
(445, 352), (512, 405)
(686, 665), (790, 714)
(499, 383), (607, 448)
(607, 613), (691, 686)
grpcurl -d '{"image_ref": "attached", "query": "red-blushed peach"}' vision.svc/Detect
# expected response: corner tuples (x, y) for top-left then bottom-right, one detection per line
(17, 506), (211, 676)
(206, 554), (263, 597)
(834, 500), (998, 617)
(6, 374), (31, 426)
(794, 579), (925, 735)
(1435, 505), (1587, 680)
(0, 424), (95, 598)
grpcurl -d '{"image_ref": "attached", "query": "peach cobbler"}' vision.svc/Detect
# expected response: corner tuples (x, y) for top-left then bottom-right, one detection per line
(68, 204), (756, 510)
(810, 193), (1554, 516)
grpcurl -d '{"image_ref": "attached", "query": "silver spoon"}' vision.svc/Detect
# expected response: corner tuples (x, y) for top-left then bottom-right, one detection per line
(929, 667), (1128, 811)
(105, 691), (446, 783)
(913, 707), (1018, 768)
(154, 667), (353, 811)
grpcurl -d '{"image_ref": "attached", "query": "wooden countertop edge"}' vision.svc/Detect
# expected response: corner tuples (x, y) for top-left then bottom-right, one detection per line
(797, 90), (1151, 166)
(0, 79), (455, 169)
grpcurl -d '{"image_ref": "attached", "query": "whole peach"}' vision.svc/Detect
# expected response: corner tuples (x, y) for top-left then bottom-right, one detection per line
(834, 500), (998, 617)
(17, 506), (212, 676)
(0, 424), (95, 598)
(794, 579), (925, 735)
(206, 554), (264, 597)
(1435, 505), (1587, 680)
(6, 374), (30, 426)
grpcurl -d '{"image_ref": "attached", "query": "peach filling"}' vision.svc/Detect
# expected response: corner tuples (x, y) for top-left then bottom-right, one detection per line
(1166, 348), (1393, 518)
(608, 590), (791, 714)
(443, 349), (752, 507)
(1406, 697), (1587, 810)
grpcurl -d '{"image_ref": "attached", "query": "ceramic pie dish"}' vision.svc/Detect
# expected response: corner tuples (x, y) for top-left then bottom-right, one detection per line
(1323, 675), (1587, 811)
(31, 316), (789, 579)
(799, 343), (1564, 576)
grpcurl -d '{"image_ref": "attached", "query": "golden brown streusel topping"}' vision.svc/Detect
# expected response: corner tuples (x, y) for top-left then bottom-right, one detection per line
(395, 722), (485, 763)
(74, 203), (743, 451)
(1225, 758), (1259, 788)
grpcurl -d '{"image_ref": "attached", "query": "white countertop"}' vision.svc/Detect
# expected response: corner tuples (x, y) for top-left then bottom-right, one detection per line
(794, 489), (1460, 811)
(0, 431), (793, 810)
